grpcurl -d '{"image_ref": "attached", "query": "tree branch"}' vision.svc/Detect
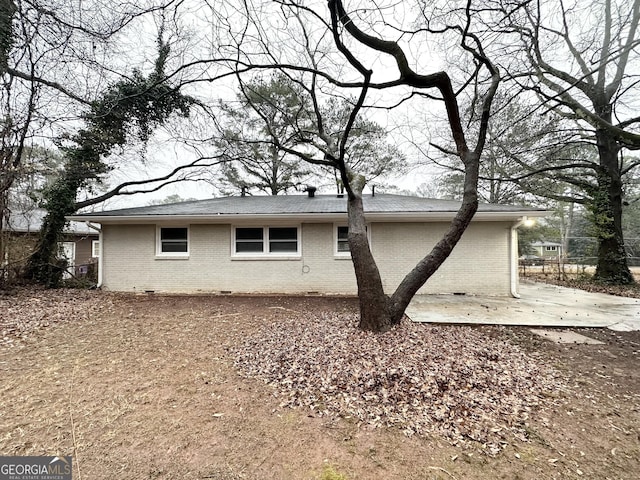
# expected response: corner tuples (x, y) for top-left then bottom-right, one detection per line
(73, 155), (226, 210)
(7, 67), (91, 105)
(329, 0), (469, 158)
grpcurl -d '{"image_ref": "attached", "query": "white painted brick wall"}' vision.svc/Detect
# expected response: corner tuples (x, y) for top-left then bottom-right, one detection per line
(101, 221), (511, 295)
(372, 222), (511, 295)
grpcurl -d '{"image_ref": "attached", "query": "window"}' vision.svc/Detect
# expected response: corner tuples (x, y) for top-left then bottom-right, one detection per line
(336, 226), (350, 253)
(235, 227), (264, 253)
(91, 240), (100, 258)
(157, 227), (189, 256)
(335, 225), (369, 256)
(234, 226), (299, 256)
(545, 245), (557, 252)
(268, 227), (298, 253)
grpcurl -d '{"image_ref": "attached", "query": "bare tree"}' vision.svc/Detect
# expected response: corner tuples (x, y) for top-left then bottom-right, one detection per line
(431, 93), (563, 205)
(1, 1), (230, 285)
(489, 0), (640, 284)
(5, 0), (501, 331)
(217, 0), (500, 331)
(1, 0), (157, 277)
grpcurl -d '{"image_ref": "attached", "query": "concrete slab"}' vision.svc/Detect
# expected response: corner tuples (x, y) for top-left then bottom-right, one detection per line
(406, 281), (640, 331)
(528, 328), (605, 344)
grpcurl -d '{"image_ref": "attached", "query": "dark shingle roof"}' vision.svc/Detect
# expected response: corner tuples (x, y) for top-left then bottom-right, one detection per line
(72, 194), (545, 219)
(4, 208), (98, 234)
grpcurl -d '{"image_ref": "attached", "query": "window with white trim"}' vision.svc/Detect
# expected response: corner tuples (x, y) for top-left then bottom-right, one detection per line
(91, 240), (100, 258)
(335, 224), (369, 256)
(234, 226), (299, 256)
(545, 245), (557, 252)
(268, 227), (298, 253)
(235, 227), (264, 253)
(336, 226), (350, 254)
(157, 227), (189, 256)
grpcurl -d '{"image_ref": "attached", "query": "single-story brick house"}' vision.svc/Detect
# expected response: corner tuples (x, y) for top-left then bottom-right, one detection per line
(68, 193), (547, 296)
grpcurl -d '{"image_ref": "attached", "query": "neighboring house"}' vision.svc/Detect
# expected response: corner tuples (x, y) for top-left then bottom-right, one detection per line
(531, 241), (563, 259)
(2, 208), (100, 278)
(68, 193), (547, 296)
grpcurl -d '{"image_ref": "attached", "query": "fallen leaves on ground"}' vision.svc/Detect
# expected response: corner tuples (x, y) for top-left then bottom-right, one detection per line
(0, 287), (116, 347)
(526, 274), (640, 298)
(2, 288), (568, 456)
(233, 313), (567, 455)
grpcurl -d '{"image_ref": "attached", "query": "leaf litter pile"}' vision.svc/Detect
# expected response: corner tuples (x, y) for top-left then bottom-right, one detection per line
(0, 287), (116, 347)
(233, 313), (567, 454)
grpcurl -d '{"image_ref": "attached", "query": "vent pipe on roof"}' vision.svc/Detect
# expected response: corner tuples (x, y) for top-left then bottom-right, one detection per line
(241, 186), (247, 197)
(371, 185), (375, 197)
(304, 185), (317, 198)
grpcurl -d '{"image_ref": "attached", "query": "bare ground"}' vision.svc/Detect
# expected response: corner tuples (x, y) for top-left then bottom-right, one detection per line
(0, 288), (639, 479)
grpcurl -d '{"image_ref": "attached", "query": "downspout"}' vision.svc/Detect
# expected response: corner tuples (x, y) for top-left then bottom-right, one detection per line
(85, 221), (103, 288)
(97, 228), (103, 288)
(510, 217), (527, 298)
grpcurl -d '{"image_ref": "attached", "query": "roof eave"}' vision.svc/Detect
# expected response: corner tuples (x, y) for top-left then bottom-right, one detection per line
(68, 210), (549, 224)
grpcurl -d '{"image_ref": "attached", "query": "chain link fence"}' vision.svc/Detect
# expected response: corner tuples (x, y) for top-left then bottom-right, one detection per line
(520, 237), (640, 280)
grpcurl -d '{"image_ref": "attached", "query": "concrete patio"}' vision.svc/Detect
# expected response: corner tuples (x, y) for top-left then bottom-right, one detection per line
(406, 281), (640, 331)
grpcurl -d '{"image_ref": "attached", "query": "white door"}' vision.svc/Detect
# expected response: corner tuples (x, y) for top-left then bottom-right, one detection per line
(58, 242), (76, 279)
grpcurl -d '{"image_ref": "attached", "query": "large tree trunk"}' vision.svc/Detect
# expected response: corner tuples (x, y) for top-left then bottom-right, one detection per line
(25, 174), (79, 287)
(0, 189), (8, 287)
(345, 153), (482, 330)
(388, 152), (480, 323)
(592, 129), (634, 284)
(26, 212), (67, 287)
(388, 197), (478, 323)
(347, 187), (392, 332)
(324, 0), (498, 331)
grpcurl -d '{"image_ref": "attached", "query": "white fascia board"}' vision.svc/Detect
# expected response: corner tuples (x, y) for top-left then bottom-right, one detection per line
(364, 211), (549, 222)
(67, 213), (347, 224)
(68, 210), (549, 225)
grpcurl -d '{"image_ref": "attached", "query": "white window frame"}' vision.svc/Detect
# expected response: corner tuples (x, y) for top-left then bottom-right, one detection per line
(335, 225), (351, 256)
(545, 245), (557, 252)
(156, 226), (190, 257)
(91, 240), (100, 258)
(232, 225), (301, 257)
(334, 224), (371, 257)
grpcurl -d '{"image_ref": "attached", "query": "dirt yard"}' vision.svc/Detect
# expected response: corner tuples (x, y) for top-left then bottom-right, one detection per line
(0, 288), (639, 479)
